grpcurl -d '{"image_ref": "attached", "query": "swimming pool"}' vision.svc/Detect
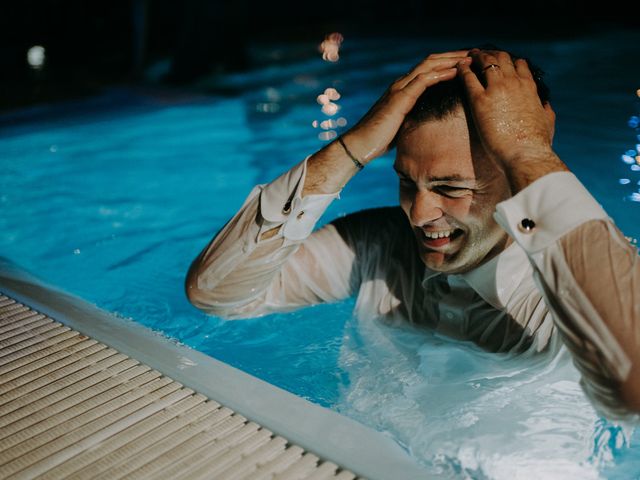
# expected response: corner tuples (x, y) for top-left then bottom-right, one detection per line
(1, 28), (639, 479)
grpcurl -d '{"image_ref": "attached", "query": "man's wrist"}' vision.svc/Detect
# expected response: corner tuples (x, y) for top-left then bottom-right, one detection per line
(502, 150), (569, 194)
(303, 138), (361, 197)
(494, 170), (608, 254)
(259, 157), (340, 242)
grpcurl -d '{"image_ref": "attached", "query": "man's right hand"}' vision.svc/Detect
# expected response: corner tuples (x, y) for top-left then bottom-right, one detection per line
(343, 51), (471, 163)
(303, 51), (470, 196)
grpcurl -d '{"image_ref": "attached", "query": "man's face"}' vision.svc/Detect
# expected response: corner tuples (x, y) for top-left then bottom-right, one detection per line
(394, 106), (512, 274)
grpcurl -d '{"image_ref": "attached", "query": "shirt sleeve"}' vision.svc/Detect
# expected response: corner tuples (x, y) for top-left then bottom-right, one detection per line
(494, 171), (640, 420)
(186, 157), (357, 319)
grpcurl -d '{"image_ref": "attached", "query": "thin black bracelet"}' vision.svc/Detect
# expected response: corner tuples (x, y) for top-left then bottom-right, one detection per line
(337, 136), (364, 170)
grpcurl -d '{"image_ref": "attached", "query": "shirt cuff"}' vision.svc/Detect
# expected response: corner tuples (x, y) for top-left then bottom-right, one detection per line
(259, 156), (341, 241)
(494, 171), (609, 253)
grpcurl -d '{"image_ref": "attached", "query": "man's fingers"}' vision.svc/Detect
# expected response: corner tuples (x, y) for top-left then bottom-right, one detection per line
(428, 50), (470, 59)
(396, 56), (470, 90)
(469, 49), (501, 73)
(410, 53), (470, 74)
(408, 51), (470, 72)
(469, 49), (522, 80)
(514, 58), (534, 79)
(495, 51), (517, 74)
(457, 61), (484, 97)
(392, 68), (457, 112)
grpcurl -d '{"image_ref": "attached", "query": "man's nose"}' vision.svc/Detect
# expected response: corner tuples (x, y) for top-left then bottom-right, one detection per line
(409, 190), (444, 226)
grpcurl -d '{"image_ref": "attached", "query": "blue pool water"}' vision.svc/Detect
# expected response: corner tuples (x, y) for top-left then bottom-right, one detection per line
(1, 29), (640, 478)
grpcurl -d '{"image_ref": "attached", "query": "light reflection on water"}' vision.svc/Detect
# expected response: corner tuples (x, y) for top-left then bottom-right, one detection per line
(1, 29), (639, 479)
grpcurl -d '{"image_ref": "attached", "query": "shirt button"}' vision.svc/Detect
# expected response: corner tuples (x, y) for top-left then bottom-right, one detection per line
(518, 218), (536, 233)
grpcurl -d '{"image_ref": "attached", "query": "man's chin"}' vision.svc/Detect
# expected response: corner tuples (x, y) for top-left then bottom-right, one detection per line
(421, 250), (464, 273)
(421, 242), (507, 275)
(419, 244), (483, 274)
(417, 237), (466, 272)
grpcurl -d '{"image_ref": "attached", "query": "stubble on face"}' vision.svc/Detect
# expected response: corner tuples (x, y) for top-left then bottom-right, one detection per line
(395, 109), (512, 274)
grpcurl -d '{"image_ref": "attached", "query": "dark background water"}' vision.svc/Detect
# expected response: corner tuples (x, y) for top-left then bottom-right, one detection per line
(2, 0), (640, 112)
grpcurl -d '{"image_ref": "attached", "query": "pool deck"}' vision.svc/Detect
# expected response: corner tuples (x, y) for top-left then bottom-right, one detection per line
(0, 259), (432, 480)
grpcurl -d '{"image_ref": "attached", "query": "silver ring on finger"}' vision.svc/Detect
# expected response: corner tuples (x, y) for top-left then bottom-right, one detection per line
(482, 63), (500, 73)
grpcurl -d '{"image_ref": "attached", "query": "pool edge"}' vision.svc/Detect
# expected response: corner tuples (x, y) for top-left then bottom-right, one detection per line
(0, 258), (433, 480)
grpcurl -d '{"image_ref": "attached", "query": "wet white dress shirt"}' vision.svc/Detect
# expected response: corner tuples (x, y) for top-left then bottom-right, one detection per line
(188, 158), (639, 421)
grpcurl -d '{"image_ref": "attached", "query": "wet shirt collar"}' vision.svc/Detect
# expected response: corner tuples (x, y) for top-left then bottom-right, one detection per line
(421, 242), (531, 311)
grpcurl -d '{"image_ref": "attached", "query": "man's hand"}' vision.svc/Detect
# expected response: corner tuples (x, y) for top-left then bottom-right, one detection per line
(457, 49), (569, 193)
(303, 51), (471, 196)
(342, 51), (472, 164)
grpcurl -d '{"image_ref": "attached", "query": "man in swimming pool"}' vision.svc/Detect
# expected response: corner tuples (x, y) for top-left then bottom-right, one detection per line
(185, 47), (639, 420)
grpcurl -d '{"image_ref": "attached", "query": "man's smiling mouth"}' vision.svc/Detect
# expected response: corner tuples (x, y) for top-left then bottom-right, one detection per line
(420, 228), (464, 249)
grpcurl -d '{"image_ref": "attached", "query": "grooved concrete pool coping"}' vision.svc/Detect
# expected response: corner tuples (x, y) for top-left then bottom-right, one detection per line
(0, 259), (431, 480)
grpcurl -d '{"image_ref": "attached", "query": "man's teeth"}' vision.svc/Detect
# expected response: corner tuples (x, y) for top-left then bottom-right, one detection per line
(424, 230), (454, 239)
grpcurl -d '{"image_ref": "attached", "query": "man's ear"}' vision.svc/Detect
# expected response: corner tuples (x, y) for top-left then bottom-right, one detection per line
(543, 101), (556, 141)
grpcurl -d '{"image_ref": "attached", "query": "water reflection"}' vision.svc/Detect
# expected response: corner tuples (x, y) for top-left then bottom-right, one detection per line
(318, 32), (343, 62)
(622, 95), (640, 201)
(27, 45), (45, 70)
(314, 37), (347, 141)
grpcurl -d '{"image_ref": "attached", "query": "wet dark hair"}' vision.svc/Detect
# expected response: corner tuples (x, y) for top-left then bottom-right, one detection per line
(404, 44), (550, 127)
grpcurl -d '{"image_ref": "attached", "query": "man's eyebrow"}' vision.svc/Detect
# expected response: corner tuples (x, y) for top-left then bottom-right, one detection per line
(428, 175), (476, 183)
(392, 166), (475, 183)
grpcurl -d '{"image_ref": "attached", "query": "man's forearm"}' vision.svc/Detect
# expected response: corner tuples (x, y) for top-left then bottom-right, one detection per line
(495, 172), (640, 417)
(302, 136), (364, 197)
(557, 220), (640, 414)
(188, 158), (342, 317)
